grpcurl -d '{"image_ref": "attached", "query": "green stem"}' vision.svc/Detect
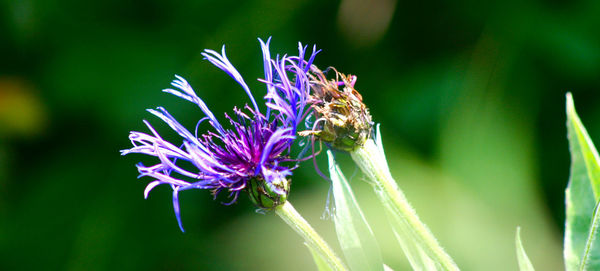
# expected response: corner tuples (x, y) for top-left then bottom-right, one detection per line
(275, 201), (348, 271)
(579, 200), (600, 271)
(351, 139), (459, 271)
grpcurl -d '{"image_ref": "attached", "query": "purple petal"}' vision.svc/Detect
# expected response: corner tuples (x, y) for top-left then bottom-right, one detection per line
(153, 142), (201, 179)
(144, 180), (162, 199)
(259, 37), (275, 96)
(147, 107), (202, 145)
(184, 141), (234, 174)
(123, 131), (190, 160)
(202, 47), (260, 114)
(172, 187), (185, 232)
(162, 75), (225, 135)
(136, 167), (190, 187)
(257, 128), (294, 172)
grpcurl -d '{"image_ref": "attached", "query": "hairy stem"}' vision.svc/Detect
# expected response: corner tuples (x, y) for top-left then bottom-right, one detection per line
(275, 201), (348, 271)
(351, 139), (459, 271)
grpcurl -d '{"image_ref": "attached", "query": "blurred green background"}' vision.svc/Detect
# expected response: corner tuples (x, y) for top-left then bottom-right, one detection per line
(1, 0), (599, 270)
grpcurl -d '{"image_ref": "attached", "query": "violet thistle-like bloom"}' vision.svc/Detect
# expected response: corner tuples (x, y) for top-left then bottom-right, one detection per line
(121, 38), (319, 231)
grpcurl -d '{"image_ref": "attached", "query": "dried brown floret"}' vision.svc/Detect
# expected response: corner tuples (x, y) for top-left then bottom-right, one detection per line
(300, 66), (373, 152)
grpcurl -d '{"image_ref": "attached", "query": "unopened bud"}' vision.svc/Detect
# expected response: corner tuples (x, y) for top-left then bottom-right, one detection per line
(247, 175), (290, 210)
(302, 66), (373, 152)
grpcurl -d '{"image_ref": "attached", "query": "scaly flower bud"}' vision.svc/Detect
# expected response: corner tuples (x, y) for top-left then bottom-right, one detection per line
(301, 66), (373, 152)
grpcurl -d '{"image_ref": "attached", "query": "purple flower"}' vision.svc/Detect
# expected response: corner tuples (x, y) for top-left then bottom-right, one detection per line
(121, 38), (319, 231)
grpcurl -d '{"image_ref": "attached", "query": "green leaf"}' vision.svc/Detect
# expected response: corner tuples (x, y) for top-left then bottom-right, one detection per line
(515, 227), (535, 271)
(305, 243), (334, 271)
(565, 92), (600, 271)
(327, 150), (385, 271)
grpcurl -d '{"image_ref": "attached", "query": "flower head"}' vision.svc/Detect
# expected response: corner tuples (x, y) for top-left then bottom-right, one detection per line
(121, 38), (319, 231)
(300, 65), (373, 152)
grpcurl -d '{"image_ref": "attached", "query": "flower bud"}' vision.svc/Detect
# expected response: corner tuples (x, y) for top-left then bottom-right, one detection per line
(247, 175), (290, 210)
(303, 66), (373, 152)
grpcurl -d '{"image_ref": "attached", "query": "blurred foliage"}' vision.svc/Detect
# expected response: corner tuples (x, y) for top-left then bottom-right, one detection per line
(0, 0), (599, 270)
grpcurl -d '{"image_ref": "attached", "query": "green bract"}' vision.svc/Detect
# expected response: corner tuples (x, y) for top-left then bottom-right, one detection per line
(516, 227), (535, 271)
(327, 150), (385, 271)
(247, 176), (290, 210)
(565, 93), (600, 271)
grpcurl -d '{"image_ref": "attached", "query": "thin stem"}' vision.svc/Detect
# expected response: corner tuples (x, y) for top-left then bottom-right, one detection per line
(351, 139), (459, 271)
(275, 201), (348, 271)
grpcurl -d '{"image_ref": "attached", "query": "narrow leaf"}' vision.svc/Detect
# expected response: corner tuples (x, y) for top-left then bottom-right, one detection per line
(327, 150), (385, 271)
(565, 92), (600, 270)
(515, 227), (535, 271)
(305, 243), (334, 271)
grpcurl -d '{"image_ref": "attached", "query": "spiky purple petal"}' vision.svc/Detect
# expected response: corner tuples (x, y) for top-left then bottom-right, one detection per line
(201, 47), (260, 114)
(122, 38), (319, 231)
